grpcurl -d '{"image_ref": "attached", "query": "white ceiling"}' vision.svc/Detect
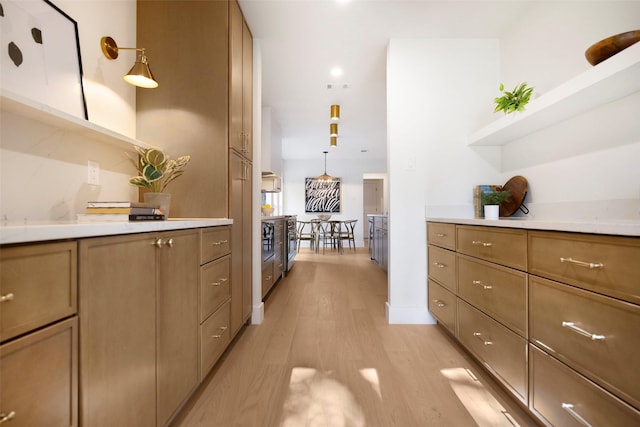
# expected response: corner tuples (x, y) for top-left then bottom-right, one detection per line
(238, 0), (535, 161)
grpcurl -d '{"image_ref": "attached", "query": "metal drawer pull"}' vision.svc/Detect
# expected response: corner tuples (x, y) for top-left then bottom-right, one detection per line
(211, 240), (229, 246)
(0, 411), (16, 423)
(560, 257), (604, 269)
(562, 322), (605, 341)
(472, 240), (492, 247)
(436, 233), (446, 237)
(0, 293), (15, 303)
(211, 326), (228, 339)
(210, 278), (228, 286)
(432, 299), (446, 308)
(473, 332), (493, 345)
(472, 280), (493, 290)
(561, 403), (593, 427)
(433, 262), (446, 268)
(153, 238), (163, 248)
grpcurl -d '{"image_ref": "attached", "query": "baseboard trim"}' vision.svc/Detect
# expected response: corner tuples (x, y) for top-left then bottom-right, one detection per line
(386, 302), (436, 324)
(251, 302), (264, 324)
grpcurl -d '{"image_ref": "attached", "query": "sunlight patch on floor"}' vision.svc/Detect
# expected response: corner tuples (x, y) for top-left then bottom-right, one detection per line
(441, 368), (520, 427)
(281, 367), (366, 427)
(358, 368), (382, 400)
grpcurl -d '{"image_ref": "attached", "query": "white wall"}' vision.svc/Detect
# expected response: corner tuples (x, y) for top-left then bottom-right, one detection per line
(386, 38), (502, 324)
(283, 156), (386, 246)
(386, 1), (640, 324)
(1, 0), (138, 222)
(498, 1), (640, 219)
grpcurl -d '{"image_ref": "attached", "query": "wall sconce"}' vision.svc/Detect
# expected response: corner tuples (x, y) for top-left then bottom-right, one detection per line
(330, 123), (338, 137)
(330, 136), (337, 147)
(330, 104), (340, 121)
(100, 36), (158, 88)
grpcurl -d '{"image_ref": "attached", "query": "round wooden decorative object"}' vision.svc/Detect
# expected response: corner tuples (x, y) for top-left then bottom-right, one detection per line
(585, 30), (640, 66)
(499, 176), (528, 217)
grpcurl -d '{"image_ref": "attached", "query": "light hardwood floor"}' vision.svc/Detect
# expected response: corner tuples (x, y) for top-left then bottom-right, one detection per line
(173, 247), (538, 427)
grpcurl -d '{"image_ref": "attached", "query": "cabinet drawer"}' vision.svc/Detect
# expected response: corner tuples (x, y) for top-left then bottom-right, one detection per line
(200, 227), (231, 264)
(200, 255), (231, 323)
(458, 254), (527, 337)
(458, 299), (527, 402)
(427, 279), (456, 335)
(530, 275), (640, 408)
(529, 344), (640, 427)
(200, 300), (230, 380)
(456, 226), (527, 271)
(528, 230), (640, 305)
(0, 317), (77, 426)
(262, 260), (274, 298)
(427, 222), (456, 250)
(427, 245), (457, 292)
(1, 241), (77, 342)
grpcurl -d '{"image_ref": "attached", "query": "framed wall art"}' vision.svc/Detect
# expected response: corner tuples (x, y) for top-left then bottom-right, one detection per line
(1, 0), (88, 119)
(305, 178), (341, 213)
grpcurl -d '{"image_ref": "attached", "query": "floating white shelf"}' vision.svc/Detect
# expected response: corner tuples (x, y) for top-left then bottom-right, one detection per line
(469, 42), (640, 146)
(1, 89), (151, 151)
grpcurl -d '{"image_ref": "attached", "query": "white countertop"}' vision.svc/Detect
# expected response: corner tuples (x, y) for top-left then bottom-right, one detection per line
(427, 217), (640, 237)
(0, 218), (233, 245)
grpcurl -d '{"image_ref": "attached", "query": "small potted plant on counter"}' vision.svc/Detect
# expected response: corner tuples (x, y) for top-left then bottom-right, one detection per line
(494, 82), (534, 114)
(482, 189), (511, 220)
(128, 146), (190, 219)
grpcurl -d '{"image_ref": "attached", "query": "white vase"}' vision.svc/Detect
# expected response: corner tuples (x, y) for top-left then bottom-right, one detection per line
(484, 205), (499, 220)
(144, 192), (171, 219)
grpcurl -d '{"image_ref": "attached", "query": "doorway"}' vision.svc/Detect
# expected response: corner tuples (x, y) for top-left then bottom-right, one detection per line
(363, 179), (384, 247)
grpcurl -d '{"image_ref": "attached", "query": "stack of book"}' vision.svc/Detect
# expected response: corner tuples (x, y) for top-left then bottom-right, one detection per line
(77, 201), (165, 222)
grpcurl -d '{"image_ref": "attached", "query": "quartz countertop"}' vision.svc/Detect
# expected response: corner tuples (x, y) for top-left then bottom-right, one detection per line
(0, 218), (233, 245)
(427, 217), (640, 237)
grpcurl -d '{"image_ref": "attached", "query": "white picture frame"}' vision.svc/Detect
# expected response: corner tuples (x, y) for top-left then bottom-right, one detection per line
(1, 0), (88, 119)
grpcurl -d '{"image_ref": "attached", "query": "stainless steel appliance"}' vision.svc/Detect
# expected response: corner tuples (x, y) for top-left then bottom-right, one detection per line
(284, 215), (297, 273)
(262, 220), (275, 263)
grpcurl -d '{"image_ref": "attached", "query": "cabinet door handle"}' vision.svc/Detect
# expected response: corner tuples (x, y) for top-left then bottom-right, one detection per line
(473, 332), (493, 345)
(432, 299), (446, 308)
(560, 257), (604, 269)
(210, 278), (228, 286)
(432, 262), (446, 268)
(211, 326), (228, 339)
(436, 233), (446, 237)
(0, 411), (16, 423)
(472, 240), (492, 247)
(561, 403), (593, 427)
(153, 238), (163, 248)
(211, 240), (229, 246)
(164, 238), (174, 248)
(0, 293), (15, 303)
(561, 322), (606, 341)
(472, 280), (493, 290)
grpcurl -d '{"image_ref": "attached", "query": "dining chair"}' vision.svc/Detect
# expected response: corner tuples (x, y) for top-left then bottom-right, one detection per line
(339, 220), (357, 252)
(296, 220), (315, 251)
(311, 219), (331, 254)
(328, 220), (344, 254)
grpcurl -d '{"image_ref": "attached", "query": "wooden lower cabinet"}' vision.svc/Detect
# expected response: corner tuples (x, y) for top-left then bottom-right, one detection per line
(529, 344), (640, 426)
(427, 221), (640, 426)
(79, 230), (200, 427)
(427, 279), (456, 335)
(457, 299), (527, 402)
(0, 317), (77, 426)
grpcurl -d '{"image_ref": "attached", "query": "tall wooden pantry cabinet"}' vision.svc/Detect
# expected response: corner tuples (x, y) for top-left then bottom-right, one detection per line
(229, 0), (254, 336)
(136, 0), (253, 340)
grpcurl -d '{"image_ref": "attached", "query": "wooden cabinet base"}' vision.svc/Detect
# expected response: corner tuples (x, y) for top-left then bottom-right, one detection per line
(0, 317), (78, 427)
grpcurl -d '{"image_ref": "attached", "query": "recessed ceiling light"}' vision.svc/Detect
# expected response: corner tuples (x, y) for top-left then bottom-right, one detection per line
(330, 67), (343, 77)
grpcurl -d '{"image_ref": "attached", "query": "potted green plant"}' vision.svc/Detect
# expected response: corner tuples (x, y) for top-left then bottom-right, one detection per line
(494, 82), (534, 114)
(128, 146), (190, 219)
(481, 189), (511, 220)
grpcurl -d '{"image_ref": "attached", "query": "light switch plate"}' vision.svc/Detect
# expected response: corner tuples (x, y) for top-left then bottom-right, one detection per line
(88, 160), (100, 185)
